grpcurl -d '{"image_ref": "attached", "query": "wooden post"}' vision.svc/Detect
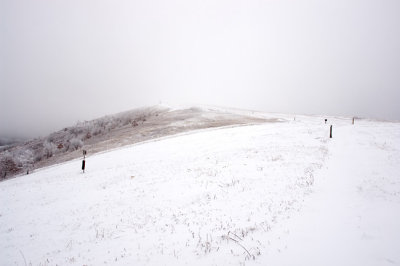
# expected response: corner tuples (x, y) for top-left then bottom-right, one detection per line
(82, 150), (87, 173)
(352, 117), (354, 125)
(82, 160), (85, 173)
(330, 125), (332, 138)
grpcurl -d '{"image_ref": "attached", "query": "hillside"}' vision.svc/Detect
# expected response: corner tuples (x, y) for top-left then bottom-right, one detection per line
(1, 110), (399, 265)
(0, 106), (270, 180)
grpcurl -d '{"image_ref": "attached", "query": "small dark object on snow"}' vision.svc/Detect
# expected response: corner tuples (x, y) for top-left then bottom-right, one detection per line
(325, 119), (327, 124)
(82, 150), (87, 173)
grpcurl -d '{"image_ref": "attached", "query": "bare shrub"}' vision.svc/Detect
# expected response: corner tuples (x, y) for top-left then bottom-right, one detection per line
(85, 132), (92, 140)
(34, 150), (45, 162)
(0, 155), (20, 179)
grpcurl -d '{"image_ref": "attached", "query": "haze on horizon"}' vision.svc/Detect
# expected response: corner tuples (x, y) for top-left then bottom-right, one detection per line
(1, 0), (399, 139)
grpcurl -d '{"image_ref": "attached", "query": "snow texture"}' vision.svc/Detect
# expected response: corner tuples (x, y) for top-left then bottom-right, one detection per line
(0, 115), (399, 265)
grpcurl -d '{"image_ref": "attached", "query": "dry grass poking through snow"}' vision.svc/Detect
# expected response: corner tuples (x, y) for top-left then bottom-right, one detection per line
(0, 116), (332, 265)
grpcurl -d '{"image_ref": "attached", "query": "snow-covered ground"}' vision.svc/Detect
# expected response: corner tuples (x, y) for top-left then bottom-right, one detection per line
(1, 115), (399, 265)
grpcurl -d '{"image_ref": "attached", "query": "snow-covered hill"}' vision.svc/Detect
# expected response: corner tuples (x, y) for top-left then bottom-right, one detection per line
(0, 106), (268, 180)
(1, 113), (399, 265)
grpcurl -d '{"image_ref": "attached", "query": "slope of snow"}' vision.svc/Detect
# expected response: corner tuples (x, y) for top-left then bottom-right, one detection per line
(1, 116), (399, 265)
(262, 120), (400, 266)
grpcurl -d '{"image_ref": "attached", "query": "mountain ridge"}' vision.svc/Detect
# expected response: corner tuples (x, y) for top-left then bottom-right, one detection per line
(0, 105), (273, 180)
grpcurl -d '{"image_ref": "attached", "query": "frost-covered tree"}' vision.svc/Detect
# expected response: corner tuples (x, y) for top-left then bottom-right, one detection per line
(90, 124), (103, 136)
(44, 141), (57, 158)
(70, 138), (83, 150)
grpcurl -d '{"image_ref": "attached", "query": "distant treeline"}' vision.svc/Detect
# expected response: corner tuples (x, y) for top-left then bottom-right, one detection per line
(0, 106), (166, 180)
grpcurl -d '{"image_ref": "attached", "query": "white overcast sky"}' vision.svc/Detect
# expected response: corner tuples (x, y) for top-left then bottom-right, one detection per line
(1, 0), (400, 138)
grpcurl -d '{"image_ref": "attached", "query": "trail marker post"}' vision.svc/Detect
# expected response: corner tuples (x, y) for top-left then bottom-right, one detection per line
(325, 119), (327, 124)
(82, 150), (87, 173)
(330, 125), (333, 138)
(352, 117), (355, 125)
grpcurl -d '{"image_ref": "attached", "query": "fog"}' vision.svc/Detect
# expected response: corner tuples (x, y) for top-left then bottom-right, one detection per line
(1, 0), (400, 139)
